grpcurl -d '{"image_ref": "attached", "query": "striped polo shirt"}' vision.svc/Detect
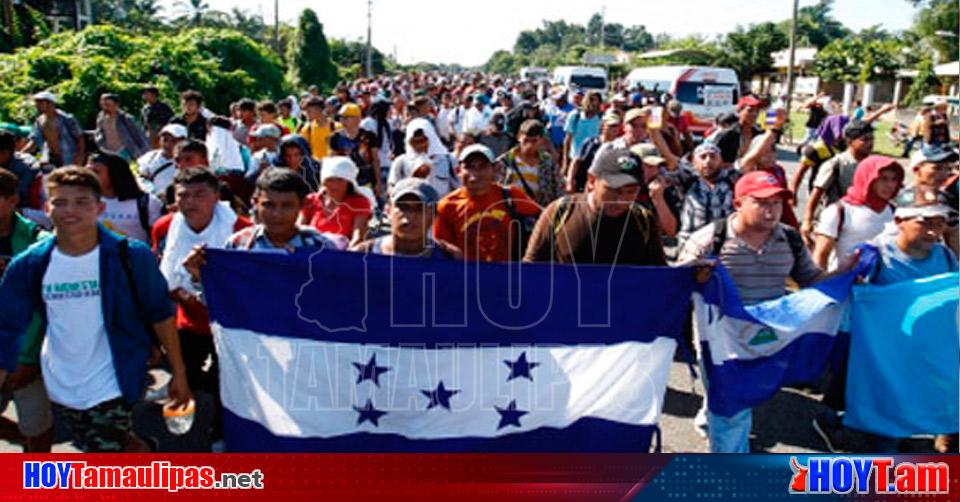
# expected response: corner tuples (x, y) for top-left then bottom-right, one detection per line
(678, 214), (823, 304)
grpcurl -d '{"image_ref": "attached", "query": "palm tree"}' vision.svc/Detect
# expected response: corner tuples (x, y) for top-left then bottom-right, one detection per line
(174, 0), (209, 27)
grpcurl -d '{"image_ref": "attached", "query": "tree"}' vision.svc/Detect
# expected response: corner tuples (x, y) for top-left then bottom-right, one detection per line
(173, 0), (210, 27)
(778, 0), (849, 49)
(330, 38), (387, 76)
(814, 36), (903, 83)
(622, 25), (654, 52)
(717, 22), (788, 83)
(905, 55), (941, 104)
(907, 0), (959, 63)
(484, 49), (527, 75)
(285, 9), (337, 91)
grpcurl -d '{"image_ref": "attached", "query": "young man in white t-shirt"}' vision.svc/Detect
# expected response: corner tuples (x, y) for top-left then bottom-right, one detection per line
(0, 167), (192, 452)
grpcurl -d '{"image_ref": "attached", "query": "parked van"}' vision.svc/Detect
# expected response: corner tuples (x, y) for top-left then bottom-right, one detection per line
(552, 66), (608, 95)
(625, 66), (740, 134)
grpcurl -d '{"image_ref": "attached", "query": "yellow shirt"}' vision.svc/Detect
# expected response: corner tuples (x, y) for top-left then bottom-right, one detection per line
(298, 120), (335, 159)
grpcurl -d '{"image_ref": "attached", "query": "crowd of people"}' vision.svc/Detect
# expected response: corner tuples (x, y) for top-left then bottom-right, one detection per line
(0, 70), (956, 454)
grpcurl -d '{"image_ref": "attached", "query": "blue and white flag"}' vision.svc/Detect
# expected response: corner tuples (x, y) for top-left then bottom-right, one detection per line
(693, 247), (877, 417)
(201, 249), (695, 452)
(844, 272), (959, 438)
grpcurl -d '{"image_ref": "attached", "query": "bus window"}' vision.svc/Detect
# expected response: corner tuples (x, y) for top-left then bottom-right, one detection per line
(570, 75), (607, 89)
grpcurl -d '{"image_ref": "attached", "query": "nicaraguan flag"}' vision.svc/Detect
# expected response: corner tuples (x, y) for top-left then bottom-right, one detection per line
(201, 249), (695, 452)
(844, 272), (959, 438)
(693, 247), (878, 417)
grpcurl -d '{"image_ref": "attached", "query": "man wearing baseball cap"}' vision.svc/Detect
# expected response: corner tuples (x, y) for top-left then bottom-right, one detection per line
(137, 123), (188, 198)
(712, 94), (764, 166)
(679, 170), (859, 453)
(22, 91), (85, 167)
(860, 189), (958, 453)
(525, 147), (665, 265)
(330, 103), (381, 199)
(352, 178), (456, 259)
(630, 142), (679, 238)
(434, 144), (539, 262)
(895, 144), (959, 212)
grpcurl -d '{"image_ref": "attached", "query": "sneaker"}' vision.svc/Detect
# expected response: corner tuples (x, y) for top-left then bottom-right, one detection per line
(812, 412), (845, 453)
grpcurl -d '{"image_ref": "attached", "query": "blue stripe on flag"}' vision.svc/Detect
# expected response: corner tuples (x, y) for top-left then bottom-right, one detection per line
(202, 248), (695, 345)
(223, 409), (659, 453)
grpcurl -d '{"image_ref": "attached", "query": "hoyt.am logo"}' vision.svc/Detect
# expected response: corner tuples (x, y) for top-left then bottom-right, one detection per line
(789, 456), (949, 495)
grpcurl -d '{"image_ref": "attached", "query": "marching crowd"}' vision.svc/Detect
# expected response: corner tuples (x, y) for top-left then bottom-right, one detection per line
(0, 70), (956, 454)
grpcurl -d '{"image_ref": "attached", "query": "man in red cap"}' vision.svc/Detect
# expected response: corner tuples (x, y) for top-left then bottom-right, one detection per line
(712, 95), (764, 167)
(678, 170), (859, 453)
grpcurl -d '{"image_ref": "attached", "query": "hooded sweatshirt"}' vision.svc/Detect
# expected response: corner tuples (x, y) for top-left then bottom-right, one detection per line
(274, 134), (322, 192)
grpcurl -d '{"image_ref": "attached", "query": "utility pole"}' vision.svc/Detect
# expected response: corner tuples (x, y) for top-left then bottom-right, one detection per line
(784, 0), (799, 117)
(599, 5), (606, 49)
(274, 0), (280, 56)
(365, 0), (373, 78)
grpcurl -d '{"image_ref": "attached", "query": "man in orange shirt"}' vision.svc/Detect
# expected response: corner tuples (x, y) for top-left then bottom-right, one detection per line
(434, 144), (540, 262)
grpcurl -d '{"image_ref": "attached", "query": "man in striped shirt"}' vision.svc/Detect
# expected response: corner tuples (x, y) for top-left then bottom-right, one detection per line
(678, 171), (859, 452)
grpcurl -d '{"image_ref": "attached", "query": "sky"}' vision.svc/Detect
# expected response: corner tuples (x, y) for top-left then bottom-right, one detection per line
(157, 0), (919, 67)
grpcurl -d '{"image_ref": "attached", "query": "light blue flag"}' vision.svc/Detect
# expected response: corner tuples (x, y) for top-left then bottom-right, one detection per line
(844, 272), (960, 438)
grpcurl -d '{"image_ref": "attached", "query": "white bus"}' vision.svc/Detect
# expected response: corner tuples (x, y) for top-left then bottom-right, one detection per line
(519, 67), (548, 81)
(625, 66), (740, 135)
(552, 66), (608, 95)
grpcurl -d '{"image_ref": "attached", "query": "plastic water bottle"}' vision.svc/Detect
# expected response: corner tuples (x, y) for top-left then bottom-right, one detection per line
(163, 399), (196, 436)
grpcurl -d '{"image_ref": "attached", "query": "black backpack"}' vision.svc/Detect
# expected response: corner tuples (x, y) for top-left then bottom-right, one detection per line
(501, 187), (538, 261)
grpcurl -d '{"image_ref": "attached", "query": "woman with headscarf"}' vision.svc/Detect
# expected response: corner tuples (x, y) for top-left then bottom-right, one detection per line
(387, 124), (459, 200)
(273, 134), (322, 192)
(812, 155), (904, 270)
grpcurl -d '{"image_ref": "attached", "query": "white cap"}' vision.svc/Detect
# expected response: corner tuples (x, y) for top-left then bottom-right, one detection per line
(159, 123), (188, 139)
(32, 91), (56, 103)
(321, 156), (360, 189)
(457, 144), (495, 163)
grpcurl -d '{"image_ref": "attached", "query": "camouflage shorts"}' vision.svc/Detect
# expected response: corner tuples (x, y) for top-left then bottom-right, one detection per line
(54, 398), (132, 453)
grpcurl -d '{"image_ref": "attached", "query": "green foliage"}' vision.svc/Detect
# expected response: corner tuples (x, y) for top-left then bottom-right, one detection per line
(909, 0), (959, 64)
(814, 36), (903, 83)
(330, 38), (387, 77)
(905, 56), (941, 105)
(778, 0), (850, 49)
(717, 23), (788, 82)
(0, 25), (285, 127)
(285, 9), (337, 91)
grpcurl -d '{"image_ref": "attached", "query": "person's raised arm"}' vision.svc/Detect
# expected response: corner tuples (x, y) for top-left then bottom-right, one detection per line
(739, 109), (785, 172)
(863, 103), (895, 124)
(649, 128), (680, 171)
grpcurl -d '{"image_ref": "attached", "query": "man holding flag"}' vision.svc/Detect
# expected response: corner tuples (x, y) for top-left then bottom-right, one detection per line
(679, 171), (859, 452)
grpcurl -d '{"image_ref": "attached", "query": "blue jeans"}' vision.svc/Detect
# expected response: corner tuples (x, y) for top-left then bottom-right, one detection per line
(699, 358), (753, 452)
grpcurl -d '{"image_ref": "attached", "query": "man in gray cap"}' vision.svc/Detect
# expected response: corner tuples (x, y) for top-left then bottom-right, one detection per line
(353, 178), (457, 259)
(524, 147), (665, 265)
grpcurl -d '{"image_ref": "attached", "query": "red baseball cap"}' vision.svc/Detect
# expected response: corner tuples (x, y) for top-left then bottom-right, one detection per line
(735, 171), (791, 201)
(737, 95), (764, 110)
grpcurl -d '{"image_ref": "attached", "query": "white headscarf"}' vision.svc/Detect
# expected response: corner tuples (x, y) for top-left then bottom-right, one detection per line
(405, 117), (448, 156)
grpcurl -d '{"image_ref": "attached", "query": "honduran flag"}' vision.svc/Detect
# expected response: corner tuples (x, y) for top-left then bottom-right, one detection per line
(201, 248), (695, 452)
(693, 246), (879, 418)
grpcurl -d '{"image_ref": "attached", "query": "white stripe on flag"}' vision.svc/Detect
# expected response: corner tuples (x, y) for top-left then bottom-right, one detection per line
(213, 324), (676, 440)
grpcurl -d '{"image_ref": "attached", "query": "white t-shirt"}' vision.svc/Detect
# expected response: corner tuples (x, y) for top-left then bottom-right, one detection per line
(99, 194), (163, 242)
(137, 149), (177, 197)
(41, 246), (122, 409)
(388, 152), (460, 199)
(815, 200), (893, 270)
(436, 107), (453, 141)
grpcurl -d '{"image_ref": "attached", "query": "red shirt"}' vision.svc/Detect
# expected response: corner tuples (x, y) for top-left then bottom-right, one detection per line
(152, 213), (253, 335)
(434, 185), (540, 262)
(301, 192), (373, 238)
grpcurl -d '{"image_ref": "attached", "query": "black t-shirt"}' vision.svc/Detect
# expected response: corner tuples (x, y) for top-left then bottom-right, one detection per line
(171, 114), (208, 141)
(142, 102), (175, 132)
(713, 123), (763, 164)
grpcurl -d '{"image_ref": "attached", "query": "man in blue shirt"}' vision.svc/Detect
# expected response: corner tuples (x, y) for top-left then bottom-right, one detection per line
(0, 167), (192, 452)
